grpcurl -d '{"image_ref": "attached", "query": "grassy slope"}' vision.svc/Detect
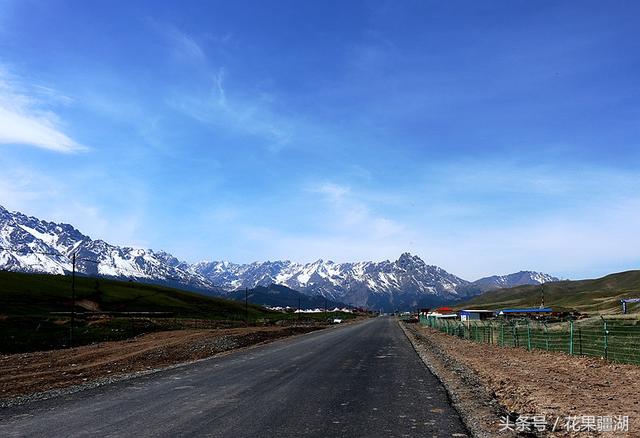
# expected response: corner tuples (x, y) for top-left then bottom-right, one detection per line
(0, 270), (268, 319)
(458, 270), (640, 314)
(0, 271), (358, 353)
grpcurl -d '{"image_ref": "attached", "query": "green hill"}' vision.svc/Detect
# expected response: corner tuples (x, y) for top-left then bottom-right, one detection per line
(0, 271), (355, 353)
(0, 270), (267, 319)
(458, 270), (640, 314)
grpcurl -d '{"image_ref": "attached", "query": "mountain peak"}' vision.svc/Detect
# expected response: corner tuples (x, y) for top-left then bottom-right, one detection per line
(470, 271), (559, 293)
(397, 252), (425, 266)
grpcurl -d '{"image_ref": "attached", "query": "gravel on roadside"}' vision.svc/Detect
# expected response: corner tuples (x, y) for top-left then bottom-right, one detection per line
(401, 322), (639, 437)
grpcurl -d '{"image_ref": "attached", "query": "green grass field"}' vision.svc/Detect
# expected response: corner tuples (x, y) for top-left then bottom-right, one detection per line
(458, 270), (640, 314)
(0, 271), (356, 353)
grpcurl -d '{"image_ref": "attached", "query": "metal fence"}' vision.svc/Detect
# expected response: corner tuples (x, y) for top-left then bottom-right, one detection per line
(420, 316), (640, 366)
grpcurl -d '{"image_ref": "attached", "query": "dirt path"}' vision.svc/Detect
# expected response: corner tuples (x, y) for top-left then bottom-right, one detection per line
(403, 323), (640, 437)
(0, 325), (321, 403)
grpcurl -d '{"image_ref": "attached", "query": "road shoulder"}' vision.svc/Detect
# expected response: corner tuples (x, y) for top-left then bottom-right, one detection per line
(400, 321), (513, 438)
(0, 325), (328, 407)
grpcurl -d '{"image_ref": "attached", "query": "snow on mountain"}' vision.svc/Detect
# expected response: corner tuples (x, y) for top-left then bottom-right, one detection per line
(0, 205), (559, 310)
(190, 253), (472, 309)
(0, 205), (214, 291)
(470, 271), (559, 292)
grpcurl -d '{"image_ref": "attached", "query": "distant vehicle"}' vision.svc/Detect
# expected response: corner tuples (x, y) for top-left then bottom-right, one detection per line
(332, 318), (343, 324)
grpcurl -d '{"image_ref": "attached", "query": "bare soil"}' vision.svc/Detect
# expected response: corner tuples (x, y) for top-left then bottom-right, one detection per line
(403, 323), (640, 437)
(0, 325), (321, 402)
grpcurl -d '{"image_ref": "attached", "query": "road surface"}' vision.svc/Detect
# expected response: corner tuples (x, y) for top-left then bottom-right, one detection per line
(0, 317), (467, 437)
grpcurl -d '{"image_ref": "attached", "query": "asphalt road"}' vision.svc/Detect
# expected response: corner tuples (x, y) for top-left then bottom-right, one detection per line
(0, 317), (467, 437)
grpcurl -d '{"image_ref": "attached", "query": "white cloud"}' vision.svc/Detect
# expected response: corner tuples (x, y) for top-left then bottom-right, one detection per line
(151, 22), (296, 152)
(155, 22), (206, 63)
(167, 74), (295, 151)
(0, 70), (84, 153)
(311, 182), (351, 202)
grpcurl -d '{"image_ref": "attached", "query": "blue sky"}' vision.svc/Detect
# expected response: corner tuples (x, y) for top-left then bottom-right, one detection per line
(1, 0), (639, 280)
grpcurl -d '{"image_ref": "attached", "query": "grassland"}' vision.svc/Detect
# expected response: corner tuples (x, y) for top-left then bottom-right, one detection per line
(458, 270), (640, 314)
(0, 271), (356, 353)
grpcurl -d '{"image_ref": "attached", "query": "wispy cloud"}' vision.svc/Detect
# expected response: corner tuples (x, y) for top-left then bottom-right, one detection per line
(215, 68), (226, 106)
(167, 70), (294, 152)
(150, 21), (296, 152)
(305, 181), (404, 239)
(0, 69), (84, 153)
(154, 22), (206, 63)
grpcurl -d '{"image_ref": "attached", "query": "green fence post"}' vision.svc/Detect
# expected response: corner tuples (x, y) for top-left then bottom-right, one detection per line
(527, 321), (532, 351)
(485, 322), (490, 344)
(544, 323), (549, 351)
(569, 320), (574, 355)
(603, 319), (608, 360)
(513, 323), (517, 347)
(500, 322), (504, 347)
(578, 327), (582, 356)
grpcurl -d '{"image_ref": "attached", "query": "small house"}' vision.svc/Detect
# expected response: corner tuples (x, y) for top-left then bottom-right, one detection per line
(459, 309), (495, 322)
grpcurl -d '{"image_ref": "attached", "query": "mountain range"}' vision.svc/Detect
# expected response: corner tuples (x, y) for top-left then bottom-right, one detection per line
(0, 205), (559, 310)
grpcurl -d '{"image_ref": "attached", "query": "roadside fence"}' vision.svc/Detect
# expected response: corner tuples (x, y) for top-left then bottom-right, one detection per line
(420, 315), (640, 366)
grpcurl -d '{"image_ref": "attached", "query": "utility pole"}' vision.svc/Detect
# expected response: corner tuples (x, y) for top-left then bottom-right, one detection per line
(298, 296), (301, 322)
(70, 252), (76, 346)
(540, 284), (545, 308)
(245, 287), (248, 325)
(324, 297), (327, 319)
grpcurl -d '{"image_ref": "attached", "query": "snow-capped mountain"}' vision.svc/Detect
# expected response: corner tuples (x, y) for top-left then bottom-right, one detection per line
(0, 205), (214, 291)
(190, 255), (559, 309)
(191, 253), (471, 309)
(470, 271), (559, 292)
(0, 205), (559, 310)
